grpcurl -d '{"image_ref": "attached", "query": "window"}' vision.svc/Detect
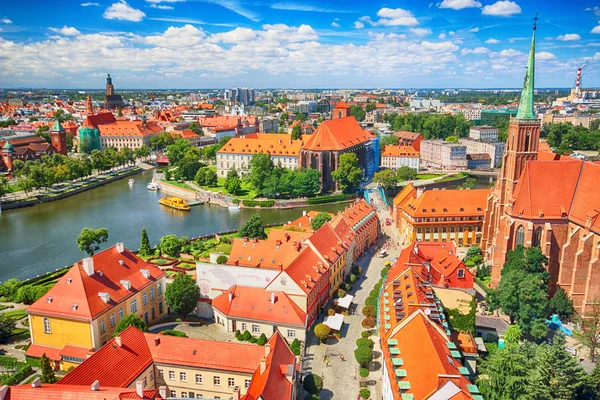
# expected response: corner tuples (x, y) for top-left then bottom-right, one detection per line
(43, 317), (51, 334)
(515, 225), (525, 247)
(143, 377), (147, 387)
(241, 323), (247, 331)
(228, 378), (235, 387)
(100, 320), (106, 334)
(62, 356), (84, 363)
(118, 308), (124, 320)
(109, 314), (116, 327)
(158, 370), (164, 379)
(533, 226), (543, 248)
(214, 376), (220, 386)
(195, 374), (202, 384)
(150, 371), (154, 381)
(170, 390), (177, 397)
(150, 288), (155, 300)
(143, 293), (148, 305)
(287, 330), (296, 338)
(457, 269), (465, 279)
(196, 394), (203, 398)
(252, 324), (260, 333)
(157, 284), (162, 296)
(169, 371), (175, 381)
(181, 392), (188, 398)
(131, 299), (137, 313)
(159, 301), (163, 314)
(245, 379), (251, 389)
(180, 372), (186, 381)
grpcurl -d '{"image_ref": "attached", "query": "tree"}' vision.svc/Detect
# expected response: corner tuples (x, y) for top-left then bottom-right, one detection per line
(138, 228), (151, 257)
(165, 274), (201, 318)
(478, 342), (534, 400)
(159, 235), (183, 256)
(311, 212), (332, 231)
(354, 346), (373, 367)
(0, 176), (9, 202)
(238, 214), (267, 240)
(175, 153), (203, 181)
(549, 287), (574, 320)
(166, 139), (191, 165)
(134, 144), (151, 160)
(578, 299), (600, 362)
(504, 325), (522, 348)
(362, 305), (376, 318)
(380, 135), (399, 146)
(291, 124), (302, 140)
(225, 168), (241, 194)
(373, 169), (397, 191)
(40, 353), (57, 383)
(361, 317), (375, 329)
(461, 178), (477, 189)
(203, 168), (218, 187)
(0, 314), (15, 344)
(113, 314), (148, 336)
(290, 338), (301, 355)
(303, 373), (323, 395)
(396, 165), (417, 181)
(188, 121), (203, 135)
(331, 153), (363, 193)
(356, 338), (374, 350)
(313, 323), (331, 342)
(350, 105), (366, 121)
(77, 227), (109, 256)
(446, 135), (459, 143)
(582, 364), (600, 399)
(216, 255), (228, 264)
(248, 153), (274, 194)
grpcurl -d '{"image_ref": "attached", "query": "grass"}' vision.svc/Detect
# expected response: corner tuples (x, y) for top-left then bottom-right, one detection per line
(177, 263), (196, 270)
(161, 179), (195, 191)
(435, 172), (468, 182)
(415, 173), (443, 180)
(149, 258), (172, 265)
(3, 310), (27, 321)
(201, 178), (257, 200)
(214, 242), (233, 255)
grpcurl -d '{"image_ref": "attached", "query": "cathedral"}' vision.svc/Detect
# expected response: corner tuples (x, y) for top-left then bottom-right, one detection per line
(104, 73), (123, 110)
(481, 21), (600, 314)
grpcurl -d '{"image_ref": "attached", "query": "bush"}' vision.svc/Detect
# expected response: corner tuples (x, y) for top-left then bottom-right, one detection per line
(257, 333), (268, 346)
(337, 288), (346, 298)
(216, 255), (228, 264)
(362, 305), (376, 318)
(241, 199), (274, 208)
(314, 323), (331, 342)
(354, 346), (373, 367)
(242, 330), (252, 341)
(374, 282), (382, 291)
(359, 368), (369, 378)
(361, 331), (371, 339)
(303, 373), (323, 395)
(235, 329), (241, 336)
(0, 365), (33, 386)
(249, 337), (258, 343)
(356, 338), (375, 350)
(369, 289), (379, 298)
(160, 329), (186, 337)
(352, 265), (363, 275)
(347, 274), (357, 284)
(365, 296), (377, 307)
(290, 338), (301, 356)
(381, 267), (391, 278)
(306, 193), (354, 205)
(359, 388), (371, 399)
(361, 317), (375, 329)
(327, 309), (336, 316)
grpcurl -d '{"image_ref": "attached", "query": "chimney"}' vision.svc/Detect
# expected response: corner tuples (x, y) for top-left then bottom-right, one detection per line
(0, 386), (8, 400)
(140, 269), (151, 279)
(159, 386), (168, 398)
(116, 242), (125, 253)
(303, 211), (307, 216)
(91, 380), (100, 391)
(264, 343), (271, 358)
(233, 386), (241, 400)
(135, 381), (144, 398)
(154, 337), (160, 346)
(31, 377), (41, 388)
(228, 291), (234, 302)
(270, 293), (276, 304)
(259, 358), (266, 374)
(115, 336), (122, 347)
(120, 280), (132, 290)
(82, 257), (94, 276)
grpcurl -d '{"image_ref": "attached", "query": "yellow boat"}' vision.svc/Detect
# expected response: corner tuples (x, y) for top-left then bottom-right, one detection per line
(159, 196), (191, 211)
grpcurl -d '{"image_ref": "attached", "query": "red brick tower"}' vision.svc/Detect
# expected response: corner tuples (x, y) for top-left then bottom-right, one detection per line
(86, 93), (94, 115)
(49, 119), (68, 155)
(332, 101), (351, 119)
(2, 141), (14, 171)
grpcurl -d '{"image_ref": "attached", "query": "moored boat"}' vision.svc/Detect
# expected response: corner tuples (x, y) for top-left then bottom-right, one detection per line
(159, 196), (191, 211)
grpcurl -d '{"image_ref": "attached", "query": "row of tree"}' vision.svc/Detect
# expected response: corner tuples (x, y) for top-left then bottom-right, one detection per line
(543, 121), (600, 153)
(382, 112), (473, 139)
(372, 166), (418, 191)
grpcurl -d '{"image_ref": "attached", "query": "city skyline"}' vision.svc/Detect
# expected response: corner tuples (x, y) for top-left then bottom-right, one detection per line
(0, 0), (600, 89)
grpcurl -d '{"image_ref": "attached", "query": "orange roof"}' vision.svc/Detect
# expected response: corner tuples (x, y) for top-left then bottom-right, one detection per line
(333, 101), (351, 109)
(307, 223), (346, 265)
(171, 130), (200, 140)
(281, 247), (329, 294)
(98, 120), (163, 137)
(27, 245), (165, 321)
(6, 384), (160, 400)
(401, 189), (490, 218)
(25, 344), (63, 361)
(393, 184), (417, 207)
(330, 214), (355, 249)
(381, 145), (419, 158)
(302, 117), (374, 151)
(282, 211), (332, 232)
(217, 134), (301, 156)
(212, 285), (306, 327)
(339, 199), (377, 230)
(243, 331), (297, 400)
(537, 141), (561, 161)
(394, 131), (423, 141)
(198, 115), (258, 128)
(267, 228), (312, 243)
(227, 238), (304, 270)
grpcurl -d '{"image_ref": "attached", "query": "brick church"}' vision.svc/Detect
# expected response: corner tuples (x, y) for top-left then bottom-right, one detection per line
(481, 21), (600, 314)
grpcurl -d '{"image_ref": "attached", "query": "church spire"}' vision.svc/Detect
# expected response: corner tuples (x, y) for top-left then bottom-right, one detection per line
(516, 13), (538, 119)
(86, 93), (93, 115)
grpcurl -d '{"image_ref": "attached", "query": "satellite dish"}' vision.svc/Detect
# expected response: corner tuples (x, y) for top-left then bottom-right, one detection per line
(424, 308), (431, 316)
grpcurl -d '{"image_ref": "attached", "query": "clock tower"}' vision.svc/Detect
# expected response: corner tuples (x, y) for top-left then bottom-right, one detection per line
(49, 119), (67, 155)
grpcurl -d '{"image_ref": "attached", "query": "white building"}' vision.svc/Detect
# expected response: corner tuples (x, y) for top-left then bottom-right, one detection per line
(460, 138), (505, 168)
(420, 140), (467, 169)
(380, 145), (420, 171)
(456, 108), (482, 121)
(469, 126), (498, 142)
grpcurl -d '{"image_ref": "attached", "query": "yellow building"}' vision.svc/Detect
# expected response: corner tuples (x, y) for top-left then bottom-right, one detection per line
(393, 185), (490, 246)
(26, 244), (166, 370)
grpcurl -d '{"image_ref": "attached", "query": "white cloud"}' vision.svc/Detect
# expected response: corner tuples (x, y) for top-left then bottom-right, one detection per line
(439, 33), (446, 39)
(146, 24), (205, 47)
(481, 1), (521, 17)
(103, 1), (146, 21)
(150, 4), (175, 9)
(491, 64), (506, 70)
(376, 8), (419, 26)
(1, 18), (12, 24)
(469, 27), (479, 32)
(592, 25), (600, 34)
(461, 46), (489, 55)
(485, 38), (501, 44)
(81, 2), (100, 6)
(354, 21), (365, 29)
(594, 52), (600, 60)
(209, 27), (256, 43)
(331, 21), (340, 28)
(439, 0), (482, 10)
(271, 3), (353, 13)
(496, 48), (523, 57)
(49, 26), (81, 36)
(145, 0), (185, 3)
(535, 51), (556, 60)
(449, 31), (456, 36)
(409, 28), (432, 37)
(555, 33), (581, 41)
(203, 0), (259, 22)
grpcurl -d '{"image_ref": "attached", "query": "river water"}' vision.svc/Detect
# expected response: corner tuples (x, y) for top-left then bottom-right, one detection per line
(0, 170), (347, 282)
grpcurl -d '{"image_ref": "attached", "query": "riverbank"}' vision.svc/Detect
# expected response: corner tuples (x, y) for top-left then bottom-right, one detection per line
(1, 166), (144, 211)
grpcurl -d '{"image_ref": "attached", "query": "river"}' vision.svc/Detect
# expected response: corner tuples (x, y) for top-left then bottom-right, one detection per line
(0, 170), (348, 282)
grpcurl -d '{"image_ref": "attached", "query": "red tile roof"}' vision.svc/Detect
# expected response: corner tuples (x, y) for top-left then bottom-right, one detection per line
(25, 344), (63, 361)
(302, 117), (374, 151)
(227, 238), (304, 270)
(6, 385), (160, 400)
(307, 223), (345, 265)
(282, 247), (328, 294)
(381, 145), (419, 158)
(27, 245), (165, 321)
(339, 199), (376, 230)
(401, 189), (490, 218)
(98, 121), (163, 137)
(333, 101), (351, 109)
(212, 285), (306, 327)
(217, 134), (301, 156)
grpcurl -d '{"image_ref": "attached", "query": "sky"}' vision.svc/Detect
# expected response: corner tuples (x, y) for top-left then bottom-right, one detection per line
(0, 0), (600, 89)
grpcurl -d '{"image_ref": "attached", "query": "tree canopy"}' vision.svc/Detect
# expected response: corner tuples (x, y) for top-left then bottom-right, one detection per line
(238, 214), (267, 240)
(383, 112), (472, 140)
(138, 228), (151, 257)
(311, 212), (332, 231)
(113, 314), (148, 336)
(165, 274), (201, 317)
(331, 153), (363, 193)
(77, 227), (109, 256)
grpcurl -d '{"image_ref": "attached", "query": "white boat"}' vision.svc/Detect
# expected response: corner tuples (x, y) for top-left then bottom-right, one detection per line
(128, 179), (135, 186)
(147, 179), (160, 191)
(228, 205), (241, 211)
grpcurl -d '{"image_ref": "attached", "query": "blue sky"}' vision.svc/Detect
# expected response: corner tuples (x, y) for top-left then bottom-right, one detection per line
(0, 0), (599, 89)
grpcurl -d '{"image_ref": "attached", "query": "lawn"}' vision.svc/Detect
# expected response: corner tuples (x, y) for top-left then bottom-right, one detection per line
(201, 178), (257, 200)
(415, 173), (443, 180)
(161, 179), (195, 191)
(435, 172), (468, 182)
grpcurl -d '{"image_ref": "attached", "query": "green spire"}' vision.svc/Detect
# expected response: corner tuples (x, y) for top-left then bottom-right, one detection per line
(3, 141), (14, 151)
(516, 15), (538, 119)
(51, 119), (65, 132)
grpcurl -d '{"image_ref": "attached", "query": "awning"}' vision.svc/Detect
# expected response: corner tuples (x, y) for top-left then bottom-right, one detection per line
(336, 294), (354, 309)
(324, 313), (344, 331)
(25, 344), (62, 361)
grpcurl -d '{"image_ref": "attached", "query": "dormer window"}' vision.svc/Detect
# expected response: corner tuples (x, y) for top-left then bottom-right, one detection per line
(457, 269), (465, 279)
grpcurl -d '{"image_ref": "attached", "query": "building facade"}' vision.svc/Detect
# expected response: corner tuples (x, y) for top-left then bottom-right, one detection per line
(104, 74), (124, 110)
(469, 126), (498, 142)
(381, 145), (420, 171)
(460, 138), (505, 168)
(420, 140), (468, 170)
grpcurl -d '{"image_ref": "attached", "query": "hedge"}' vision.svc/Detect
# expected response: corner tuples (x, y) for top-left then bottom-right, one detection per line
(160, 329), (187, 337)
(306, 194), (355, 205)
(242, 199), (274, 207)
(0, 365), (33, 385)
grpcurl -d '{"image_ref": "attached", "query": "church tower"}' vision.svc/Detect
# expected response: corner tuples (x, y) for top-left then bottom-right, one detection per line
(106, 74), (115, 97)
(86, 93), (94, 115)
(49, 119), (67, 155)
(481, 15), (541, 285)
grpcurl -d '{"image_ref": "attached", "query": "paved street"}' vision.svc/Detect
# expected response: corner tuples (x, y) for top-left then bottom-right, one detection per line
(302, 189), (404, 399)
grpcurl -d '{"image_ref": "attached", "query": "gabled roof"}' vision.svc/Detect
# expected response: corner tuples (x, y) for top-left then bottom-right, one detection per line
(339, 199), (376, 229)
(27, 245), (165, 321)
(302, 117), (374, 151)
(393, 184), (417, 207)
(401, 189), (490, 218)
(284, 247), (329, 294)
(394, 131), (423, 141)
(5, 384), (160, 400)
(212, 285), (306, 327)
(307, 223), (345, 265)
(227, 238), (303, 270)
(333, 101), (351, 109)
(381, 145), (419, 158)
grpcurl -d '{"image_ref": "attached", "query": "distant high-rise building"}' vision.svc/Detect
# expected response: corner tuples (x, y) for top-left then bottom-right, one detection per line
(230, 88), (255, 106)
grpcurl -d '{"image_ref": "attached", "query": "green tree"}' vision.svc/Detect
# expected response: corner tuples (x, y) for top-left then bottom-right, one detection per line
(380, 135), (399, 146)
(582, 364), (600, 399)
(0, 314), (15, 344)
(373, 169), (398, 191)
(503, 325), (522, 348)
(139, 228), (151, 257)
(362, 305), (376, 318)
(159, 235), (183, 257)
(331, 153), (363, 193)
(134, 144), (151, 160)
(478, 342), (535, 400)
(350, 105), (366, 121)
(311, 212), (332, 231)
(175, 152), (204, 181)
(76, 227), (109, 256)
(0, 176), (9, 202)
(238, 214), (267, 240)
(203, 168), (218, 187)
(165, 274), (201, 318)
(248, 153), (274, 194)
(113, 314), (148, 336)
(188, 121), (203, 134)
(166, 139), (191, 165)
(40, 353), (57, 383)
(549, 287), (574, 320)
(303, 373), (323, 395)
(461, 178), (477, 189)
(291, 124), (302, 140)
(279, 112), (289, 127)
(396, 165), (417, 181)
(446, 135), (459, 143)
(354, 346), (373, 367)
(313, 323), (331, 342)
(225, 168), (241, 194)
(292, 168), (321, 196)
(578, 299), (600, 362)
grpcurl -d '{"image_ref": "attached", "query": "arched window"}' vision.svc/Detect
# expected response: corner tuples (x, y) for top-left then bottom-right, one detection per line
(43, 317), (51, 334)
(533, 226), (543, 247)
(515, 225), (525, 247)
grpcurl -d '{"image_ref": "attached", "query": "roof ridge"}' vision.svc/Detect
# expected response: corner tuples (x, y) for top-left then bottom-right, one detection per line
(567, 161), (586, 218)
